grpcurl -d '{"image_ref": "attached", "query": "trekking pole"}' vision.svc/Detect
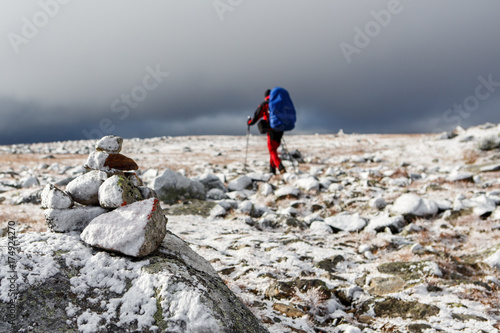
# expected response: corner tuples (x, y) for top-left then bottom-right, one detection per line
(243, 116), (251, 172)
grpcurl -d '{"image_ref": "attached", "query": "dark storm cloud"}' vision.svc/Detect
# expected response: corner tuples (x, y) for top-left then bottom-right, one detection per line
(1, 0), (500, 144)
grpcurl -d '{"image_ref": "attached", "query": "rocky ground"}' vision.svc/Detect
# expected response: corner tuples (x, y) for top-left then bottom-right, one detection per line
(2, 123), (500, 332)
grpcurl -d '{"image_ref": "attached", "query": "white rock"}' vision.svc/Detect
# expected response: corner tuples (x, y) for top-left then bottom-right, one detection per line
(95, 135), (123, 153)
(210, 204), (227, 218)
(492, 208), (500, 221)
(238, 201), (253, 214)
(259, 183), (274, 196)
(228, 176), (252, 192)
(324, 213), (366, 232)
(98, 175), (143, 209)
(391, 193), (438, 217)
(433, 198), (453, 211)
(309, 221), (332, 234)
(471, 195), (496, 217)
(370, 197), (386, 210)
(411, 243), (425, 254)
(81, 198), (167, 257)
(365, 213), (405, 233)
(152, 169), (206, 204)
(45, 206), (109, 233)
(41, 184), (74, 209)
(296, 177), (320, 191)
(66, 170), (108, 206)
(328, 183), (344, 192)
(448, 170), (474, 182)
(206, 188), (227, 200)
(21, 176), (39, 188)
(275, 186), (300, 199)
(485, 249), (500, 269)
(85, 151), (110, 172)
(358, 244), (371, 253)
(217, 200), (238, 211)
(304, 214), (323, 224)
(246, 172), (272, 182)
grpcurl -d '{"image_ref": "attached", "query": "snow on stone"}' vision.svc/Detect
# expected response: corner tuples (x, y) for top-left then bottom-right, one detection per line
(210, 204), (226, 218)
(20, 175), (39, 188)
(275, 186), (300, 199)
(95, 135), (123, 153)
(470, 194), (496, 216)
(41, 184), (74, 209)
(227, 175), (252, 191)
(45, 206), (109, 233)
(391, 193), (438, 217)
(66, 170), (108, 206)
(309, 221), (333, 234)
(324, 213), (366, 232)
(98, 175), (137, 208)
(365, 213), (405, 233)
(84, 151), (111, 172)
(80, 198), (167, 257)
(296, 176), (320, 191)
(485, 249), (500, 269)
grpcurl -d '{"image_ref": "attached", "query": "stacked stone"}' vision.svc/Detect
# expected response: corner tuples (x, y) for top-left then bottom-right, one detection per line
(41, 135), (167, 257)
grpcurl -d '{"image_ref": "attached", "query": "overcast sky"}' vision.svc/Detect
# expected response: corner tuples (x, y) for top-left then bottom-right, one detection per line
(1, 0), (500, 144)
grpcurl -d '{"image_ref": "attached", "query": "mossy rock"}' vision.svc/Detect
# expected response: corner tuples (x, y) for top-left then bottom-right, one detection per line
(377, 261), (440, 281)
(0, 232), (268, 333)
(360, 297), (440, 319)
(167, 199), (217, 217)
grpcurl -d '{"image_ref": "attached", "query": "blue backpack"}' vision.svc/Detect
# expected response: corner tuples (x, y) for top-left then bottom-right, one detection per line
(268, 87), (296, 131)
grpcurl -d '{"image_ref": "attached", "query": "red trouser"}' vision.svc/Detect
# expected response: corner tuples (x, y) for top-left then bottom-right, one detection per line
(267, 133), (282, 169)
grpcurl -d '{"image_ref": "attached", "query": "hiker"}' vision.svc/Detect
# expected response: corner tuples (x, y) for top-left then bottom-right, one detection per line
(247, 89), (286, 174)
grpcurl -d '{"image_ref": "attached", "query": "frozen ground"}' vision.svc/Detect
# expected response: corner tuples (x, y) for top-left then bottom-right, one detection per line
(1, 124), (500, 332)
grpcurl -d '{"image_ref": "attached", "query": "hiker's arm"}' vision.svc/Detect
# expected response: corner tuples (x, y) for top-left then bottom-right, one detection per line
(248, 101), (266, 126)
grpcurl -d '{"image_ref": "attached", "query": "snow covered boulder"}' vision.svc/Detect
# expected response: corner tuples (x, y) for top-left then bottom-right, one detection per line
(66, 170), (108, 206)
(478, 135), (500, 151)
(391, 193), (438, 217)
(44, 206), (109, 233)
(152, 169), (206, 204)
(194, 173), (227, 192)
(296, 177), (320, 192)
(81, 198), (167, 257)
(324, 213), (366, 232)
(41, 184), (73, 209)
(0, 232), (268, 333)
(228, 175), (253, 192)
(206, 188), (228, 200)
(365, 213), (406, 233)
(98, 175), (143, 208)
(485, 249), (500, 269)
(95, 135), (123, 153)
(275, 186), (301, 199)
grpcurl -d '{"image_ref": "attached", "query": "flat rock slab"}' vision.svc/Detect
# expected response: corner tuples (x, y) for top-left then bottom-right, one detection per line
(0, 231), (268, 333)
(45, 206), (109, 233)
(81, 198), (167, 257)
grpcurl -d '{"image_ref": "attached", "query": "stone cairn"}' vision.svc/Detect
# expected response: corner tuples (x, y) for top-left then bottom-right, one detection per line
(41, 135), (167, 257)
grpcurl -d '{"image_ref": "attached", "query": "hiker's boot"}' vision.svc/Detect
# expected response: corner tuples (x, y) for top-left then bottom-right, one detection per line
(278, 163), (286, 174)
(269, 165), (276, 175)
